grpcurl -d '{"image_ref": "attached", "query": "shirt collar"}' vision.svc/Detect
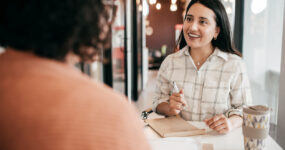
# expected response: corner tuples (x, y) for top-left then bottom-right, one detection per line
(214, 48), (228, 61)
(182, 46), (229, 61)
(182, 46), (190, 56)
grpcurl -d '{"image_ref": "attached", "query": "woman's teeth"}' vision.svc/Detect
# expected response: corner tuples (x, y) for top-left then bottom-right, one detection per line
(189, 33), (200, 38)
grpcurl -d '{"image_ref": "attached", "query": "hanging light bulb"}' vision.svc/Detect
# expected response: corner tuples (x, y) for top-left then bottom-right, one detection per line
(149, 0), (156, 5)
(170, 4), (177, 11)
(156, 3), (161, 10)
(171, 0), (177, 4)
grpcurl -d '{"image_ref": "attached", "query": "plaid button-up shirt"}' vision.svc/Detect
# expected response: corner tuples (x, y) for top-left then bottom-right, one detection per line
(152, 46), (252, 121)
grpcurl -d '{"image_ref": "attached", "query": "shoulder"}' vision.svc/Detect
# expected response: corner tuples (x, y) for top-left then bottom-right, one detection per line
(225, 52), (247, 73)
(69, 78), (129, 109)
(214, 49), (247, 73)
(165, 46), (188, 60)
(54, 79), (150, 150)
(227, 53), (242, 61)
(160, 47), (188, 68)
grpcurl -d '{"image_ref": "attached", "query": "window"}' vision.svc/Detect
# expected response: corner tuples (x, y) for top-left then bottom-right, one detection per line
(243, 0), (284, 139)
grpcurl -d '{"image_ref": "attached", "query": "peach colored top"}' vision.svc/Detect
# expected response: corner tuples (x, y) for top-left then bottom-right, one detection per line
(0, 50), (150, 150)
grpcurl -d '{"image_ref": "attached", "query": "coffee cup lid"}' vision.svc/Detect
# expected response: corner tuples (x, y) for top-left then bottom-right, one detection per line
(243, 105), (270, 115)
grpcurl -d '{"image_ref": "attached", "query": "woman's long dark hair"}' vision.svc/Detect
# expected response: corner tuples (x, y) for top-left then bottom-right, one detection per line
(177, 0), (241, 57)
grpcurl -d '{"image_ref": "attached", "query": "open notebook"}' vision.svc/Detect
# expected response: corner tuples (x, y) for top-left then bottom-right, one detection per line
(145, 116), (206, 137)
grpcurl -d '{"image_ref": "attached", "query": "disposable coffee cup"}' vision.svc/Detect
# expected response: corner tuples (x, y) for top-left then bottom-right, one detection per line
(242, 105), (270, 150)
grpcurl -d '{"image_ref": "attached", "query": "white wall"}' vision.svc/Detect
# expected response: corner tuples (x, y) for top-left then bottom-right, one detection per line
(277, 1), (285, 147)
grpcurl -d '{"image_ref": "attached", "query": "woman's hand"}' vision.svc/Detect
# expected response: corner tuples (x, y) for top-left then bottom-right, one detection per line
(204, 114), (233, 134)
(168, 89), (187, 116)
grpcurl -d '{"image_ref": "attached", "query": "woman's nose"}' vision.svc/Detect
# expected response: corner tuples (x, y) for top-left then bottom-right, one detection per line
(189, 22), (198, 31)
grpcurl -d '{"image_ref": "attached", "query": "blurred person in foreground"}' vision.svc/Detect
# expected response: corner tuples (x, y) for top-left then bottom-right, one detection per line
(0, 0), (150, 150)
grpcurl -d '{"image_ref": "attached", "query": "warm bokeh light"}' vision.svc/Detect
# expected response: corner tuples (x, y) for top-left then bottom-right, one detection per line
(156, 3), (161, 10)
(170, 4), (177, 11)
(171, 0), (177, 4)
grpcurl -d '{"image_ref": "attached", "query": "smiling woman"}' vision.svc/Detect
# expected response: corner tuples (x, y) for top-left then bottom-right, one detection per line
(183, 3), (220, 55)
(153, 0), (252, 134)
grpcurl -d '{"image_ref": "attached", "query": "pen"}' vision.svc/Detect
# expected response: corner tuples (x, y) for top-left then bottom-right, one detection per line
(172, 81), (179, 93)
(172, 81), (187, 108)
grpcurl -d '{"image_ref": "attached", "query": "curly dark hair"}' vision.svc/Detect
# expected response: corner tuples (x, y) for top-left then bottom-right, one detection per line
(0, 0), (109, 61)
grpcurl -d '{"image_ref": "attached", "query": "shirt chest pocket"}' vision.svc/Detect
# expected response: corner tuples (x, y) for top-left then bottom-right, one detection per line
(202, 81), (230, 103)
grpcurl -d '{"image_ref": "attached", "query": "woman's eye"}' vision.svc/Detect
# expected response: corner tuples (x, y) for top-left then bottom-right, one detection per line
(200, 20), (207, 24)
(186, 17), (192, 22)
